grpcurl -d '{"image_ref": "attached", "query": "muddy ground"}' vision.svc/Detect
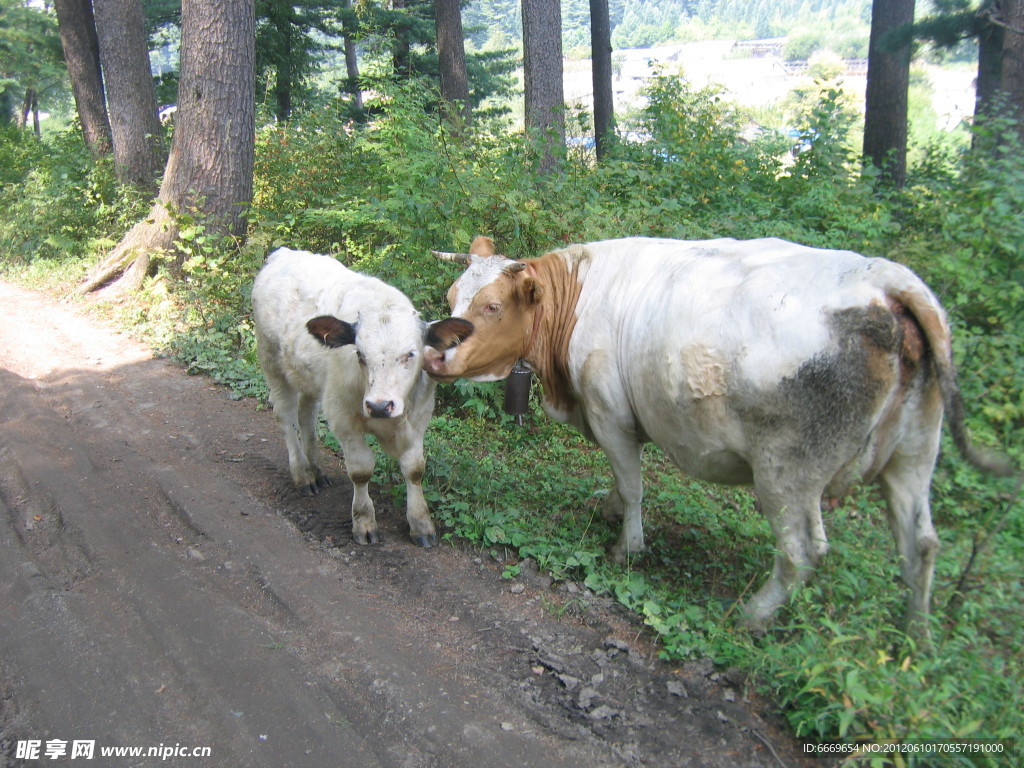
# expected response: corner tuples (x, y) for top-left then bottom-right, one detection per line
(0, 280), (823, 767)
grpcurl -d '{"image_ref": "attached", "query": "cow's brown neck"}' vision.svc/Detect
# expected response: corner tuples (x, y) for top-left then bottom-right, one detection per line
(521, 303), (544, 359)
(522, 248), (587, 413)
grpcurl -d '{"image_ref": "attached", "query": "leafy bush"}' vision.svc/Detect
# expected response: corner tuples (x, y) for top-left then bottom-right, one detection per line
(0, 127), (149, 280)
(607, 70), (786, 237)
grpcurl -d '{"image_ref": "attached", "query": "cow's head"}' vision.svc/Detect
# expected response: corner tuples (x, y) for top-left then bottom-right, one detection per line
(424, 236), (542, 382)
(307, 309), (473, 418)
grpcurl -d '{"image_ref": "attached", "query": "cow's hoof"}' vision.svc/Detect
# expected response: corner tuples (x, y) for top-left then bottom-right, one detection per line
(610, 542), (646, 564)
(298, 482), (320, 497)
(743, 624), (768, 639)
(588, 490), (622, 522)
(354, 530), (381, 545)
(739, 603), (775, 637)
(412, 533), (437, 548)
(314, 470), (332, 491)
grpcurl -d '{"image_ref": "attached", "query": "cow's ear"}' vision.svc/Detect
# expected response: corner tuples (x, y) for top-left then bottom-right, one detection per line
(517, 275), (544, 305)
(469, 235), (495, 257)
(307, 315), (357, 348)
(425, 318), (474, 351)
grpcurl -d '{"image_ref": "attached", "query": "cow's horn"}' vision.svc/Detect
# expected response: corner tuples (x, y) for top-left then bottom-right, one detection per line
(431, 250), (473, 264)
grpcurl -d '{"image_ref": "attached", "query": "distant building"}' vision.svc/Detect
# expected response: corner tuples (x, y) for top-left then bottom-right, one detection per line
(731, 38), (786, 58)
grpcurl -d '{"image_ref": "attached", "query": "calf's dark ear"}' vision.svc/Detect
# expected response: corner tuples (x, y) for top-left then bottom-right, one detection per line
(307, 315), (357, 348)
(425, 318), (474, 350)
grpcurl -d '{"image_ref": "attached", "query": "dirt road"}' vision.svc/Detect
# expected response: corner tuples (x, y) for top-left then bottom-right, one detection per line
(0, 280), (814, 767)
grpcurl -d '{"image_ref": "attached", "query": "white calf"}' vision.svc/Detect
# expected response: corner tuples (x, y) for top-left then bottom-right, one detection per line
(252, 247), (473, 546)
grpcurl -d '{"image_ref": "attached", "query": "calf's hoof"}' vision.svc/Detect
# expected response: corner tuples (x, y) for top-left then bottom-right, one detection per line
(412, 533), (437, 548)
(353, 529), (381, 546)
(296, 472), (331, 497)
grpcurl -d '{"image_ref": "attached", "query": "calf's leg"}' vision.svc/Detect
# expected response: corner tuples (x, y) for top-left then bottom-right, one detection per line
(338, 432), (380, 545)
(263, 366), (322, 496)
(297, 391), (330, 493)
(376, 427), (437, 547)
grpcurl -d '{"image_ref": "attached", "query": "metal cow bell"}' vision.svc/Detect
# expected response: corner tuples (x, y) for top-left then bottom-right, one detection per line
(503, 359), (532, 424)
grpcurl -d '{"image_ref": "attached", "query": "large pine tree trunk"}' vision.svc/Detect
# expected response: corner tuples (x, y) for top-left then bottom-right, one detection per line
(54, 0), (112, 157)
(92, 0), (164, 190)
(435, 0), (470, 119)
(863, 0), (915, 187)
(590, 0), (614, 159)
(81, 0), (256, 297)
(974, 0), (1024, 147)
(521, 0), (565, 173)
(999, 0), (1024, 134)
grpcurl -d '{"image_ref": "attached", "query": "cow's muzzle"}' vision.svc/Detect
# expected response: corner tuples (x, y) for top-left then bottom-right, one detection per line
(423, 347), (455, 380)
(365, 400), (397, 419)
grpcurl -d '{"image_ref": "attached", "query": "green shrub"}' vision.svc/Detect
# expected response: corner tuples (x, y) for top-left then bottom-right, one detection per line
(0, 127), (149, 280)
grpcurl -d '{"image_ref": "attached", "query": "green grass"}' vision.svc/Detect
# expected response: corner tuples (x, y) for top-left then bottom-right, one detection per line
(371, 394), (1023, 762)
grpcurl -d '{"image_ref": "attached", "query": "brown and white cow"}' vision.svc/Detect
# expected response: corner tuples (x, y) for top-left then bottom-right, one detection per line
(426, 235), (1013, 636)
(253, 247), (473, 547)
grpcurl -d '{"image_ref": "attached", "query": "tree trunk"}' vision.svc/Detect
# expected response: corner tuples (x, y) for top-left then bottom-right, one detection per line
(435, 0), (470, 120)
(392, 0), (411, 77)
(590, 0), (614, 159)
(342, 0), (363, 111)
(975, 6), (1005, 122)
(974, 0), (1024, 147)
(21, 88), (41, 137)
(266, 0), (294, 121)
(999, 0), (1024, 134)
(863, 0), (915, 187)
(54, 0), (112, 157)
(81, 0), (256, 297)
(0, 90), (13, 127)
(521, 0), (565, 173)
(343, 37), (363, 111)
(92, 0), (164, 190)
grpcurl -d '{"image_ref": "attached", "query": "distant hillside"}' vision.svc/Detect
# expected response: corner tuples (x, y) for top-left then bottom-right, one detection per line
(463, 0), (870, 54)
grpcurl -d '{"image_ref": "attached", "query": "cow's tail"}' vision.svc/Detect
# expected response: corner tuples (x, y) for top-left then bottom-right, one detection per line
(889, 273), (1017, 478)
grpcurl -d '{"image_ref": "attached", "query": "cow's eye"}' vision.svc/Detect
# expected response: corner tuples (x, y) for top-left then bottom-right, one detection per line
(355, 351), (367, 366)
(403, 350), (416, 363)
(484, 303), (501, 314)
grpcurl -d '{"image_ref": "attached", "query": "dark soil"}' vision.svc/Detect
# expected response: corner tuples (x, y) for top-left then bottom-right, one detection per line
(0, 280), (821, 767)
